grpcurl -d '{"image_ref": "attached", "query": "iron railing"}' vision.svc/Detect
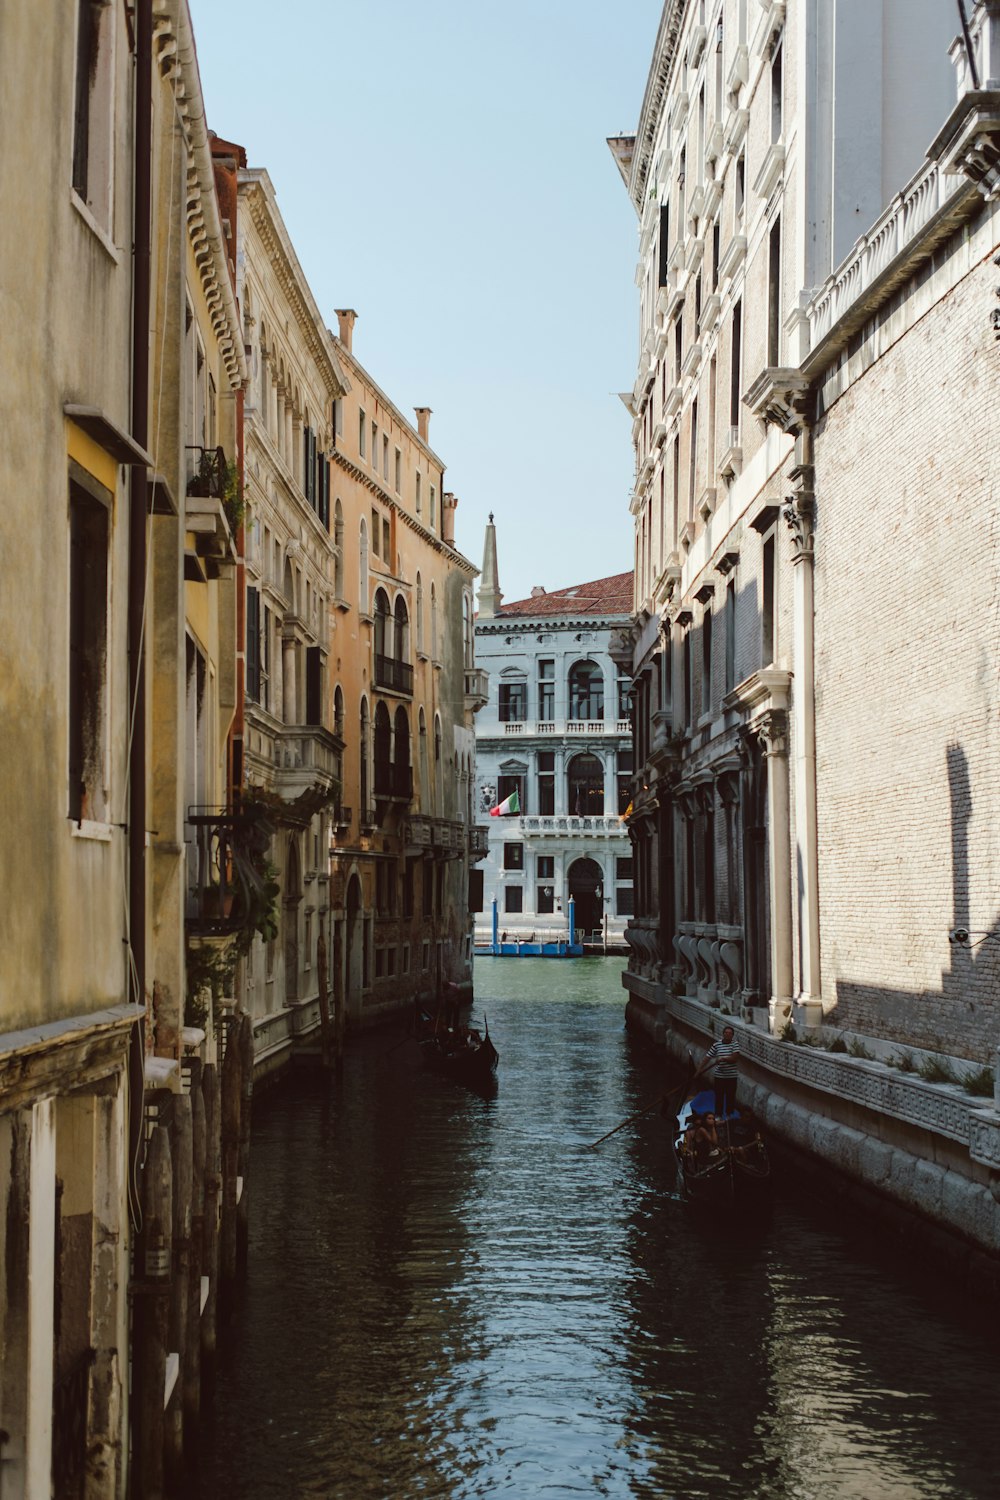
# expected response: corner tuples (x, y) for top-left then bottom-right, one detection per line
(374, 655), (413, 694)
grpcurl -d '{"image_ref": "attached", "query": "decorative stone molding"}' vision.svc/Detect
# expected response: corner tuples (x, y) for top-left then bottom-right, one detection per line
(757, 707), (789, 758)
(744, 367), (815, 432)
(660, 992), (1000, 1166)
(783, 464), (816, 563)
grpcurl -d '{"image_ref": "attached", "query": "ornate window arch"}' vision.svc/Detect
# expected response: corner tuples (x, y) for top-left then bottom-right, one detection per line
(568, 659), (604, 721)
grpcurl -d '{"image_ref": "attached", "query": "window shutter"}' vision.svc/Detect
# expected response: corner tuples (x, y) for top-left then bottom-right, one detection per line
(319, 451), (329, 529)
(305, 645), (322, 725)
(246, 586), (261, 701)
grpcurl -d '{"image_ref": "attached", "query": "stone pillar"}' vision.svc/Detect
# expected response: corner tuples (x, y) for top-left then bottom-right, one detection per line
(282, 635), (297, 724)
(602, 750), (616, 817)
(784, 469), (822, 1026)
(760, 709), (794, 1033)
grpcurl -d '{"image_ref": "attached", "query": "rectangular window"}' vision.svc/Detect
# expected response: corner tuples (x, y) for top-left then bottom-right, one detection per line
(387, 947), (396, 978)
(616, 887), (635, 917)
(762, 534), (776, 665)
(730, 300), (743, 429)
(415, 472), (422, 514)
(537, 658), (554, 720)
(712, 221), (720, 289)
(768, 218), (782, 366)
(73, 0), (114, 225)
(771, 42), (783, 143)
(429, 485), (436, 529)
(359, 409), (366, 458)
(674, 315), (683, 384)
(371, 507), (380, 557)
(504, 885), (524, 914)
(725, 579), (736, 694)
(383, 434), (389, 480)
(616, 857), (634, 881)
(422, 940), (430, 971)
(617, 749), (634, 815)
(403, 858), (415, 918)
(402, 944), (411, 975)
(371, 421), (378, 468)
(537, 751), (555, 815)
(394, 448), (402, 493)
(498, 682), (527, 722)
(736, 154), (745, 217)
(422, 862), (432, 918)
(701, 602), (713, 712)
(688, 398), (698, 521)
(246, 586), (261, 702)
(68, 474), (109, 822)
(683, 629), (693, 727)
(657, 204), (670, 287)
(617, 673), (631, 721)
(504, 843), (524, 871)
(382, 517), (391, 566)
(537, 855), (554, 879)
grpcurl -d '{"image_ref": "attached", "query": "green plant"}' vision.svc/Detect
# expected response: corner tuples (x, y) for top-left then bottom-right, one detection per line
(917, 1054), (959, 1085)
(222, 460), (244, 535)
(848, 1037), (875, 1060)
(894, 1049), (915, 1073)
(963, 1065), (995, 1097)
(780, 1020), (797, 1043)
(185, 943), (236, 1029)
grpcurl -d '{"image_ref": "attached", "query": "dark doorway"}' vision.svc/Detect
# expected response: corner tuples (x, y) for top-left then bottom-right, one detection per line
(568, 856), (603, 938)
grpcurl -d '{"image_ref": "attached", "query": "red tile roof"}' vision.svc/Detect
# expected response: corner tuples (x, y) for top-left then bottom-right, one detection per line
(498, 571), (634, 618)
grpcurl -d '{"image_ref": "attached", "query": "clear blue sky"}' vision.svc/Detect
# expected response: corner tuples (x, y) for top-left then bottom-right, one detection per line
(190, 0), (656, 603)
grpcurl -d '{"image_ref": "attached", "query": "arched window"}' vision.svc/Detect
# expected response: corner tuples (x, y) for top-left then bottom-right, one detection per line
(373, 587), (391, 660)
(568, 660), (604, 721)
(463, 592), (474, 668)
(334, 499), (344, 600)
(419, 707), (428, 800)
(359, 517), (369, 607)
(393, 595), (409, 662)
(393, 706), (411, 799)
(567, 752), (604, 815)
(360, 697), (370, 817)
(334, 684), (345, 740)
(430, 582), (438, 661)
(434, 713), (443, 807)
(374, 701), (392, 797)
(415, 572), (424, 653)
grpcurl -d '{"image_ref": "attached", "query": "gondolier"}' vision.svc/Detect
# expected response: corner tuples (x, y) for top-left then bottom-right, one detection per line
(701, 1025), (739, 1118)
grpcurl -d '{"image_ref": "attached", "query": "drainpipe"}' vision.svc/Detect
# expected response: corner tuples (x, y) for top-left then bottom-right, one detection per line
(128, 0), (152, 1174)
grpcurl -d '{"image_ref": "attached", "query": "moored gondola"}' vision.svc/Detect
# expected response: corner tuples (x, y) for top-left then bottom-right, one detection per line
(672, 1088), (771, 1206)
(418, 1017), (499, 1092)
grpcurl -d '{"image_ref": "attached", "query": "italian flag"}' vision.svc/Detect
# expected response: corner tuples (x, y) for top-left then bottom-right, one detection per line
(490, 789), (520, 817)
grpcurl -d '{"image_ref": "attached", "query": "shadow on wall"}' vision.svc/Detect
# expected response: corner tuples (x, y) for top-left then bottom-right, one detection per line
(828, 742), (999, 1057)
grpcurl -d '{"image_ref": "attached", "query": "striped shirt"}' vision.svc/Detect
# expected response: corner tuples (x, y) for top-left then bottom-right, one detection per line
(704, 1037), (739, 1079)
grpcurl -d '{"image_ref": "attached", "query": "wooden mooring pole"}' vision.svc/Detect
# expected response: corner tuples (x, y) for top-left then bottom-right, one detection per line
(132, 1123), (172, 1500)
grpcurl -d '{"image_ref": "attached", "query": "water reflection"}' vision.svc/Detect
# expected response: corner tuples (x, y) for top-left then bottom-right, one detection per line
(199, 958), (1000, 1499)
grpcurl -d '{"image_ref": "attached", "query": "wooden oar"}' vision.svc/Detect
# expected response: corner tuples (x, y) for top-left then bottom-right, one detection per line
(587, 1090), (666, 1148)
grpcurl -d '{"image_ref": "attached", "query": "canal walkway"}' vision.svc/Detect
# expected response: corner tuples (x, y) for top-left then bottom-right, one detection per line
(199, 958), (1000, 1499)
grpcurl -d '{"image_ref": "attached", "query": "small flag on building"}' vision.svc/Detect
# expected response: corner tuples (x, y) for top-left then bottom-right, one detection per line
(489, 788), (520, 817)
(621, 800), (633, 822)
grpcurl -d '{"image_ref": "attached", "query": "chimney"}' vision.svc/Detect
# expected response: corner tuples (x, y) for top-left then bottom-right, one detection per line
(334, 309), (357, 353)
(414, 406), (431, 443)
(443, 491), (457, 546)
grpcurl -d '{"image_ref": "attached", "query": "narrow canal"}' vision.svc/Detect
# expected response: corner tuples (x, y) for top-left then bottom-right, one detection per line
(198, 959), (1000, 1499)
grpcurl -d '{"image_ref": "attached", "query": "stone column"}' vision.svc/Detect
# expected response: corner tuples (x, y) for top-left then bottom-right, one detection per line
(760, 709), (794, 1033)
(602, 749), (616, 817)
(26, 1099), (56, 1498)
(282, 635), (297, 724)
(784, 468), (822, 1025)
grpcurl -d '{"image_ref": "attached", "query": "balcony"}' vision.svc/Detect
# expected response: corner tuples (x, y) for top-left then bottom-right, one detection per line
(718, 426), (743, 480)
(403, 815), (467, 856)
(272, 724), (341, 805)
(185, 445), (238, 580)
(332, 804), (352, 835)
(464, 666), (489, 710)
(493, 718), (631, 739)
(374, 654), (414, 695)
(469, 825), (490, 862)
(520, 815), (629, 839)
(374, 761), (413, 804)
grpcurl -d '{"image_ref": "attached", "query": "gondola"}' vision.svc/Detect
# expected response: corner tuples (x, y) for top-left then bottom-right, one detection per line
(672, 1087), (771, 1206)
(418, 1017), (498, 1091)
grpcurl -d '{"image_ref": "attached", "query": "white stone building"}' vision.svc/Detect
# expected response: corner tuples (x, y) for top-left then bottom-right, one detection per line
(615, 0), (1000, 1272)
(474, 519), (634, 949)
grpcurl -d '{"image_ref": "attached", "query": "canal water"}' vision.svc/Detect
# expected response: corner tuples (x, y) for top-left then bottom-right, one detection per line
(198, 958), (1000, 1499)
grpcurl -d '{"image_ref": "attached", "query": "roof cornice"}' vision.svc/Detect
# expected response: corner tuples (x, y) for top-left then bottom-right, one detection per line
(629, 1), (688, 214)
(330, 448), (477, 578)
(239, 171), (349, 400)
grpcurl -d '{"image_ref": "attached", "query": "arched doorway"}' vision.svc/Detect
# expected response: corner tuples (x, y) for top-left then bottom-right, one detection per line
(345, 873), (363, 1022)
(568, 856), (603, 938)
